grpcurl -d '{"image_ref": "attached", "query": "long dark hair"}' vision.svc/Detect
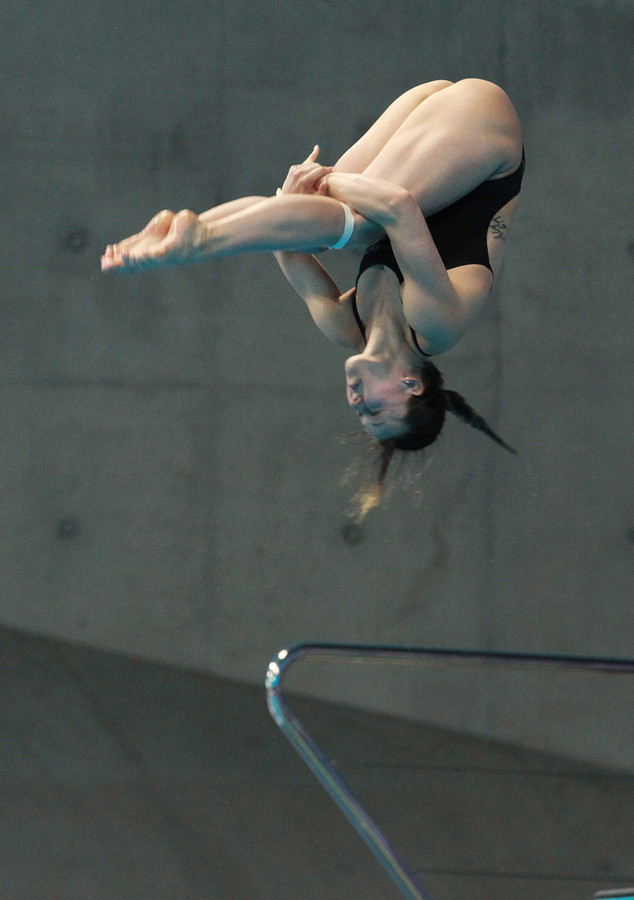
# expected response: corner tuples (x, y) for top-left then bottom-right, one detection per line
(350, 360), (516, 522)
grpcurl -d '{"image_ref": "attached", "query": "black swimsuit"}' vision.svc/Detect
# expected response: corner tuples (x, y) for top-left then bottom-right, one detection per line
(352, 152), (526, 352)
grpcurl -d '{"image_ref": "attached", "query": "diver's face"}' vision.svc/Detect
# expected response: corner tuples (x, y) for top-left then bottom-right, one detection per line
(345, 356), (423, 440)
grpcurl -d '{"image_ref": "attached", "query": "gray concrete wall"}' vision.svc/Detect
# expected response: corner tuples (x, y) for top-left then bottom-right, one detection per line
(4, 626), (633, 899)
(0, 1), (632, 768)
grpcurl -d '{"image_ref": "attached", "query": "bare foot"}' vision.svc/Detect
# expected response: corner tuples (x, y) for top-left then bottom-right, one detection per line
(101, 209), (208, 273)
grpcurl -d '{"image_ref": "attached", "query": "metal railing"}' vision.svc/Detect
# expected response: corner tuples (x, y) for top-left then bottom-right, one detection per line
(266, 642), (634, 900)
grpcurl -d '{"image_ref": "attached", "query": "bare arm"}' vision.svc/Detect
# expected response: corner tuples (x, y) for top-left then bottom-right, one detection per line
(274, 250), (361, 348)
(269, 146), (363, 348)
(319, 173), (492, 352)
(386, 193), (491, 352)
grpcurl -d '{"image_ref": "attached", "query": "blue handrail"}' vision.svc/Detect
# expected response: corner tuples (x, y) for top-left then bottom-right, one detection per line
(266, 643), (634, 900)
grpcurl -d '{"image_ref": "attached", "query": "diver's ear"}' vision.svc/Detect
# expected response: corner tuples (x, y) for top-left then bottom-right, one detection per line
(401, 377), (424, 396)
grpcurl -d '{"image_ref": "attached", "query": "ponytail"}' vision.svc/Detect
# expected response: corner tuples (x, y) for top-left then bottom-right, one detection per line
(349, 439), (397, 525)
(443, 389), (517, 454)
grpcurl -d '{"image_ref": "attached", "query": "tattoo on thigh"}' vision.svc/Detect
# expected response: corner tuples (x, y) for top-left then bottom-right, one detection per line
(489, 216), (508, 240)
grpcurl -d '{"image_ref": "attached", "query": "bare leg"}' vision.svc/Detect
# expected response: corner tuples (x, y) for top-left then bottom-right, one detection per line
(335, 79), (523, 217)
(198, 196), (267, 224)
(333, 80), (453, 173)
(101, 197), (268, 267)
(102, 193), (349, 272)
(102, 80), (523, 272)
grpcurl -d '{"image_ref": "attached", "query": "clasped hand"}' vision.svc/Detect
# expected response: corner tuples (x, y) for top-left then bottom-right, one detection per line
(278, 145), (333, 195)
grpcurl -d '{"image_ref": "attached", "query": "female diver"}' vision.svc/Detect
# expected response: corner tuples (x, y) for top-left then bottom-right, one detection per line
(102, 78), (525, 520)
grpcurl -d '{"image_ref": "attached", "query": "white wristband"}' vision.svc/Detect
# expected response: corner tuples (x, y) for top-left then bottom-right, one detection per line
(328, 202), (355, 250)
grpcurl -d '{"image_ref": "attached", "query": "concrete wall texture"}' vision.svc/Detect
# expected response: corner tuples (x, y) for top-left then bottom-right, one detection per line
(0, 0), (632, 768)
(3, 627), (633, 899)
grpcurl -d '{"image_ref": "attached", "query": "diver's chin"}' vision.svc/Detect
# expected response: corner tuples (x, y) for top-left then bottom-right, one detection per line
(344, 355), (363, 378)
(362, 422), (403, 442)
